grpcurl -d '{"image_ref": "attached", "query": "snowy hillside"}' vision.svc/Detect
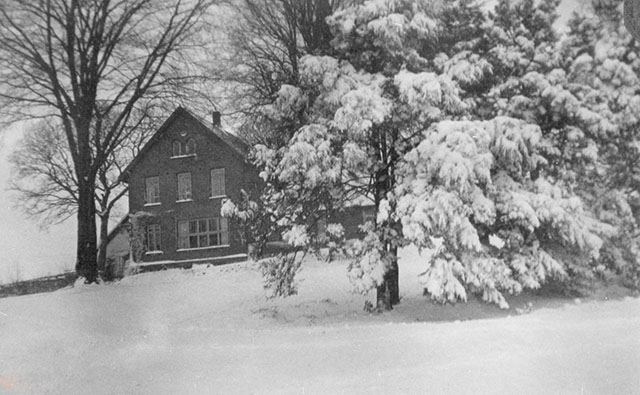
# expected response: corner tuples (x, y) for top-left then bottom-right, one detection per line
(1, 247), (639, 394)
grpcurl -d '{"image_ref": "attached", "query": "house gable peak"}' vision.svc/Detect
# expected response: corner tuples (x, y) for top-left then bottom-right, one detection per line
(119, 107), (248, 183)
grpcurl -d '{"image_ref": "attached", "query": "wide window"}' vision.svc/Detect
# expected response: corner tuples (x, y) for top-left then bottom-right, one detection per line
(146, 224), (162, 252)
(177, 172), (192, 201)
(210, 168), (225, 197)
(178, 217), (229, 249)
(145, 176), (160, 204)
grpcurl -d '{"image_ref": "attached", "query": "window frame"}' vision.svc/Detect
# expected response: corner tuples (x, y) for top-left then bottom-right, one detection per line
(144, 176), (160, 205)
(176, 172), (192, 202)
(362, 208), (375, 225)
(145, 224), (162, 253)
(210, 168), (226, 198)
(177, 217), (229, 250)
(172, 140), (182, 157)
(185, 138), (196, 155)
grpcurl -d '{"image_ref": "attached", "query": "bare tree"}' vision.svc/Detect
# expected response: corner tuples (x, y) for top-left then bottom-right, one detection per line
(93, 111), (158, 276)
(0, 0), (214, 282)
(10, 106), (159, 277)
(212, 0), (340, 145)
(10, 122), (79, 226)
(229, 0), (335, 96)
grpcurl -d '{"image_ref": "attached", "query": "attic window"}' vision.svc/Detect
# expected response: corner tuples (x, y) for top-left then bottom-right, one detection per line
(185, 138), (196, 155)
(172, 140), (181, 157)
(171, 138), (196, 158)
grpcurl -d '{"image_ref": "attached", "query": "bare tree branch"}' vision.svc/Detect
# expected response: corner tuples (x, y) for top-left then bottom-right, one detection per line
(0, 0), (215, 281)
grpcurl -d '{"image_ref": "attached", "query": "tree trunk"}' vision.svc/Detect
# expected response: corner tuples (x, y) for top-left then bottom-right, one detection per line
(372, 126), (401, 311)
(376, 247), (399, 310)
(75, 179), (98, 283)
(389, 245), (400, 304)
(97, 209), (110, 280)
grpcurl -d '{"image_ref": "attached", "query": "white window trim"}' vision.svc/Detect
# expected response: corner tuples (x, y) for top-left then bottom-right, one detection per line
(176, 199), (193, 203)
(144, 202), (161, 207)
(145, 250), (164, 255)
(170, 154), (196, 159)
(176, 245), (230, 252)
(209, 195), (227, 200)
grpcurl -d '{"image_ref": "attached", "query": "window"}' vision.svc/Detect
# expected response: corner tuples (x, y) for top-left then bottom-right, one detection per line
(177, 172), (192, 201)
(210, 168), (225, 197)
(172, 138), (195, 158)
(362, 208), (375, 225)
(172, 140), (182, 157)
(185, 138), (196, 155)
(146, 224), (162, 252)
(145, 176), (160, 204)
(178, 217), (229, 249)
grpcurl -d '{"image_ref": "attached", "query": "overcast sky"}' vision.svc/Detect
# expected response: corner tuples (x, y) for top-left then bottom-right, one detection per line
(0, 0), (586, 283)
(0, 126), (76, 282)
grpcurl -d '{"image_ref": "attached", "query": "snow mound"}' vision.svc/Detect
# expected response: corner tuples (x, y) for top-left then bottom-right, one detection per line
(0, 247), (638, 394)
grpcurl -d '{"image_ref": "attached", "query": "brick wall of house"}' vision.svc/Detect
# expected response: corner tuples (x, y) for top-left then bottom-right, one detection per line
(127, 111), (260, 264)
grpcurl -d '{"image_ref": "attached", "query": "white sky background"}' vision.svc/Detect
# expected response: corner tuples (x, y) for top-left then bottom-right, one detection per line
(0, 126), (77, 282)
(0, 0), (587, 283)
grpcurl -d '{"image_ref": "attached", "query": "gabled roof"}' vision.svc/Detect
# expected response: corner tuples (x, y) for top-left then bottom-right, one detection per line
(188, 110), (249, 158)
(106, 214), (131, 244)
(119, 107), (249, 182)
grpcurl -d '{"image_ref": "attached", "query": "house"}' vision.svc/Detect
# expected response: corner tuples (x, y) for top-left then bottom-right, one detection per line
(103, 214), (131, 278)
(106, 106), (375, 274)
(117, 107), (261, 270)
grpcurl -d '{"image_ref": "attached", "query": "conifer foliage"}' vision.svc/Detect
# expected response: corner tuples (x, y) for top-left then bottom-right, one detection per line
(562, 0), (640, 287)
(224, 0), (638, 308)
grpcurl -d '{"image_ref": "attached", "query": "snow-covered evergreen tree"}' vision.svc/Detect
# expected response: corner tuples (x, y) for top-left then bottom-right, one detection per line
(560, 0), (640, 286)
(396, 117), (605, 307)
(226, 0), (620, 308)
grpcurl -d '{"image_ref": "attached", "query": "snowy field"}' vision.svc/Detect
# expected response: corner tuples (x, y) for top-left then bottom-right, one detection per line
(1, 247), (639, 394)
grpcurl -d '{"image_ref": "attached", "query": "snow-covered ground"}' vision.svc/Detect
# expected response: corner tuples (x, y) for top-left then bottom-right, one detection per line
(1, 247), (639, 394)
